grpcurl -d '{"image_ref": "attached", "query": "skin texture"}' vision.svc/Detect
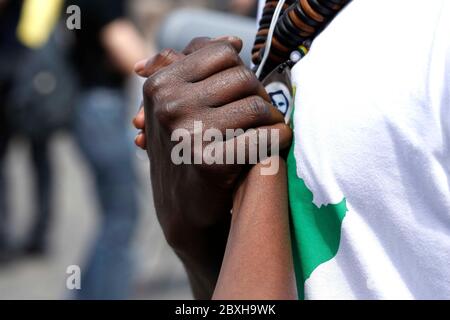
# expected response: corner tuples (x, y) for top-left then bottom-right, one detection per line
(133, 37), (292, 299)
(213, 158), (297, 300)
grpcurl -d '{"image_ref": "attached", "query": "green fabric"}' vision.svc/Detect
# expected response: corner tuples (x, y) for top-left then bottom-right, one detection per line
(287, 124), (348, 299)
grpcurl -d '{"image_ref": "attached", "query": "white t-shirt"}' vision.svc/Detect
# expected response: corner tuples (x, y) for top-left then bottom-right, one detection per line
(257, 0), (450, 299)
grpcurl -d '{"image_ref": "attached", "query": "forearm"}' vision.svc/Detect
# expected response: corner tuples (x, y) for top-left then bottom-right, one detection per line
(101, 19), (150, 75)
(213, 158), (297, 300)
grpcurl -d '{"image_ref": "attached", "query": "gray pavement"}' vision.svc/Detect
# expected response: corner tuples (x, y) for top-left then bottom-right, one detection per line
(0, 132), (192, 300)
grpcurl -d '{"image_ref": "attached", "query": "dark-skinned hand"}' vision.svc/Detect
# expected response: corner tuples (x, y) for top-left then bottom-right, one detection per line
(133, 37), (292, 299)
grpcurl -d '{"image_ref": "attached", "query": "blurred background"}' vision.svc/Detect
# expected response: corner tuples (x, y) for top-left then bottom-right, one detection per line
(0, 0), (258, 299)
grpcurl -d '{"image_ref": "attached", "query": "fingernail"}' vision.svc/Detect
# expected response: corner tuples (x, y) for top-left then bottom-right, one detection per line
(134, 59), (147, 72)
(132, 117), (139, 128)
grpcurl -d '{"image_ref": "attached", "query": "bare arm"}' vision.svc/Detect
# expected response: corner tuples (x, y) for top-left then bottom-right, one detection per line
(101, 19), (150, 75)
(213, 158), (297, 300)
(134, 38), (293, 299)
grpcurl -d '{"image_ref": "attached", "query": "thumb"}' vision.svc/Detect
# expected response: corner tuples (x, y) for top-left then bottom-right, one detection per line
(135, 48), (185, 78)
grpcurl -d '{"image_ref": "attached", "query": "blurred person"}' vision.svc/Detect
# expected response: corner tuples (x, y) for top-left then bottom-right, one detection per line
(68, 0), (148, 299)
(0, 0), (23, 263)
(134, 0), (450, 300)
(0, 0), (64, 261)
(208, 0), (258, 17)
(156, 7), (257, 67)
(228, 0), (258, 17)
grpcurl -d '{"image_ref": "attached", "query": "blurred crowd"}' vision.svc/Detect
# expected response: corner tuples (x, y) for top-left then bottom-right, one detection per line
(0, 0), (258, 299)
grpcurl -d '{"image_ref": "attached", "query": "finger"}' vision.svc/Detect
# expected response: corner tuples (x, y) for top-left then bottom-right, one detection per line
(231, 123), (292, 157)
(190, 66), (270, 108)
(202, 123), (292, 167)
(133, 105), (145, 130)
(183, 36), (243, 55)
(182, 37), (212, 55)
(134, 59), (147, 74)
(162, 40), (244, 83)
(207, 96), (285, 133)
(225, 123), (292, 163)
(135, 37), (243, 78)
(135, 132), (147, 150)
(136, 48), (185, 78)
(259, 122), (293, 152)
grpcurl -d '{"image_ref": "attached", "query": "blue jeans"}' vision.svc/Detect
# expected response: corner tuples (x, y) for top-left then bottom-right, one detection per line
(73, 88), (138, 300)
(0, 79), (53, 257)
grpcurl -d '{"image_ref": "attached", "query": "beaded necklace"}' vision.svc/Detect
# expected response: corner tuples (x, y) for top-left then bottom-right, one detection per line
(253, 0), (351, 79)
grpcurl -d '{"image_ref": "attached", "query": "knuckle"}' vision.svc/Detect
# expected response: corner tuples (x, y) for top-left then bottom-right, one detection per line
(247, 96), (270, 119)
(188, 37), (207, 47)
(158, 48), (177, 62)
(160, 47), (176, 57)
(144, 77), (178, 126)
(143, 75), (163, 97)
(154, 100), (179, 127)
(236, 66), (257, 86)
(219, 42), (239, 64)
